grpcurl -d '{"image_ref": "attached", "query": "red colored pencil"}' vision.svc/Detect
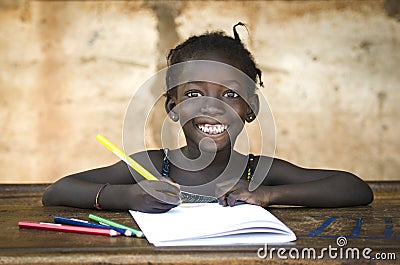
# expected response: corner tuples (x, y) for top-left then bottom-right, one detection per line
(18, 221), (120, 237)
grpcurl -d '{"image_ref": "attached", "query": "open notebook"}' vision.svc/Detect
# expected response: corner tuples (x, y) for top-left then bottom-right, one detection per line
(129, 203), (296, 246)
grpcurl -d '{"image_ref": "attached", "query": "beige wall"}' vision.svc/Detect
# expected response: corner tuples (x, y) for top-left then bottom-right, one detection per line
(0, 0), (399, 183)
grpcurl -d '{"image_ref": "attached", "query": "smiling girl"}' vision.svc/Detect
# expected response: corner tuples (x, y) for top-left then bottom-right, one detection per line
(42, 23), (373, 212)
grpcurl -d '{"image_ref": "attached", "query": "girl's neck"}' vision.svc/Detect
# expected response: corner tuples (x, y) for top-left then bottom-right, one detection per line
(181, 145), (232, 166)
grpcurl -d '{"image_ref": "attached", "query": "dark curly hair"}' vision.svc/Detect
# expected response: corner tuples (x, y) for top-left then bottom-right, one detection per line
(166, 22), (263, 95)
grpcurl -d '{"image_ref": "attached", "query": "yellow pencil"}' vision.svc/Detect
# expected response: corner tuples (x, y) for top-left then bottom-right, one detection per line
(96, 134), (159, 181)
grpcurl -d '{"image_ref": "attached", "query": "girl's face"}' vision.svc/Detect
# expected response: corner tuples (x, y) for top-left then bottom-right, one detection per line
(167, 55), (258, 153)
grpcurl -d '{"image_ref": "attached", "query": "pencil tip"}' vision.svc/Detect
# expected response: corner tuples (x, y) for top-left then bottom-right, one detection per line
(110, 230), (120, 237)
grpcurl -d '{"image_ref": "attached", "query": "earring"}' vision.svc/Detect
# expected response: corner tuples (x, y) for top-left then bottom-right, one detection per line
(246, 115), (254, 122)
(170, 113), (179, 121)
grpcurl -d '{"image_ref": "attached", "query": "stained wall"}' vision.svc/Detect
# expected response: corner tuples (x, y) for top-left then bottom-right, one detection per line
(0, 1), (399, 183)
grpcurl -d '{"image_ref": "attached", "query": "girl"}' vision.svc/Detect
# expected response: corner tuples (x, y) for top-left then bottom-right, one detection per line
(42, 23), (373, 212)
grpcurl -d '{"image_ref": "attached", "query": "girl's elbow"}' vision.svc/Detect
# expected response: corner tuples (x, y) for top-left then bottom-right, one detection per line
(359, 183), (374, 206)
(41, 184), (59, 206)
(42, 195), (50, 206)
(42, 186), (53, 206)
(351, 175), (374, 206)
(339, 172), (374, 206)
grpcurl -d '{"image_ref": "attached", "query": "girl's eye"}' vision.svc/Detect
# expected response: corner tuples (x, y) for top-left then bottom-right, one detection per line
(186, 91), (203, 98)
(223, 90), (239, 98)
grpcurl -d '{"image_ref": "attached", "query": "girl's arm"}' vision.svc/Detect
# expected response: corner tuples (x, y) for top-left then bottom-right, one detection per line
(42, 151), (181, 212)
(218, 157), (374, 208)
(265, 158), (374, 206)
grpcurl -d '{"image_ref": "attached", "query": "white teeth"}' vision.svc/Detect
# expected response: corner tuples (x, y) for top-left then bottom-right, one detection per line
(197, 124), (227, 135)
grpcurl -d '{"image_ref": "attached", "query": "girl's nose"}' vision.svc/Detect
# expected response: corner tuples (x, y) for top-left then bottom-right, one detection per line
(200, 97), (226, 116)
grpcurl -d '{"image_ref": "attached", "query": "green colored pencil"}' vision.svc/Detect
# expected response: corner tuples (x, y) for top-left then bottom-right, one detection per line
(89, 214), (144, 238)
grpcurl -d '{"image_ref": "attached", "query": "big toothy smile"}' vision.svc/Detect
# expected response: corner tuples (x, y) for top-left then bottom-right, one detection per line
(197, 123), (228, 135)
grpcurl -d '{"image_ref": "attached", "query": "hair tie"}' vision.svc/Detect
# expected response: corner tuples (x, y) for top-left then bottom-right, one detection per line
(233, 22), (246, 42)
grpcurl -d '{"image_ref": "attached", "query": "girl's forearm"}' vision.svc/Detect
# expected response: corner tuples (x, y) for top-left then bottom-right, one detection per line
(42, 178), (129, 210)
(43, 177), (180, 212)
(268, 173), (373, 207)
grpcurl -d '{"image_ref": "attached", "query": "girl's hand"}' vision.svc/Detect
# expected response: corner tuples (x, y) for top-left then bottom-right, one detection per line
(216, 179), (272, 208)
(125, 180), (181, 213)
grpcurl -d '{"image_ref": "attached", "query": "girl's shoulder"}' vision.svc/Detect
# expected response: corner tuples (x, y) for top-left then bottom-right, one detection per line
(131, 149), (165, 159)
(249, 155), (304, 185)
(252, 154), (297, 168)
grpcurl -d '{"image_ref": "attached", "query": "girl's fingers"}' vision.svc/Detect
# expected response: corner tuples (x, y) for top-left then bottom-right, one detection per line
(151, 200), (179, 213)
(142, 200), (177, 213)
(147, 180), (181, 195)
(226, 187), (251, 207)
(139, 180), (181, 205)
(216, 180), (242, 207)
(217, 195), (228, 207)
(153, 189), (181, 205)
(226, 191), (240, 207)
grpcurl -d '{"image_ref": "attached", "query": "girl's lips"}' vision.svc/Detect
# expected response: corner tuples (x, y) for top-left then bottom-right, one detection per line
(196, 123), (228, 135)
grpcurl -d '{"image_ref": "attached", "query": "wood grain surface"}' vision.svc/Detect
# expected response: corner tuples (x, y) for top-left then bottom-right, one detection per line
(0, 183), (398, 264)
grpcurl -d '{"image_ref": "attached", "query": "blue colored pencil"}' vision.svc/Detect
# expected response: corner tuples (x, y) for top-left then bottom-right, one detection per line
(54, 216), (134, 237)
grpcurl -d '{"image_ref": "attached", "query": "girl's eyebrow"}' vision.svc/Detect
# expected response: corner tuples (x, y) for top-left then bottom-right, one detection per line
(184, 80), (241, 88)
(186, 80), (203, 84)
(221, 80), (242, 88)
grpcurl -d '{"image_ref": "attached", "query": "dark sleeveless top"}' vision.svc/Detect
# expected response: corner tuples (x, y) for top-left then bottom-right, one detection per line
(160, 149), (255, 203)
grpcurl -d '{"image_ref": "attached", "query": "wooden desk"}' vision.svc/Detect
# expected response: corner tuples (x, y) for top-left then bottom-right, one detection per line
(0, 183), (399, 264)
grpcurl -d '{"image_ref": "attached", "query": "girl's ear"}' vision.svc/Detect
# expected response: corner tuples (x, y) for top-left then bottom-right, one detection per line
(245, 94), (259, 123)
(165, 94), (179, 122)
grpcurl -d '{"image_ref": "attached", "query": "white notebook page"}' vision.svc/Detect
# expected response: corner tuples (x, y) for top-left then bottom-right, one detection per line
(130, 203), (296, 246)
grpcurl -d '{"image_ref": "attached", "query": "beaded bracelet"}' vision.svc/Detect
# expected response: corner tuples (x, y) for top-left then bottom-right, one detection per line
(94, 183), (109, 210)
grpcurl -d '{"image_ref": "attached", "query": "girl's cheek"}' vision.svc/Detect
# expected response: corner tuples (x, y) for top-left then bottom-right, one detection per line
(178, 102), (198, 116)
